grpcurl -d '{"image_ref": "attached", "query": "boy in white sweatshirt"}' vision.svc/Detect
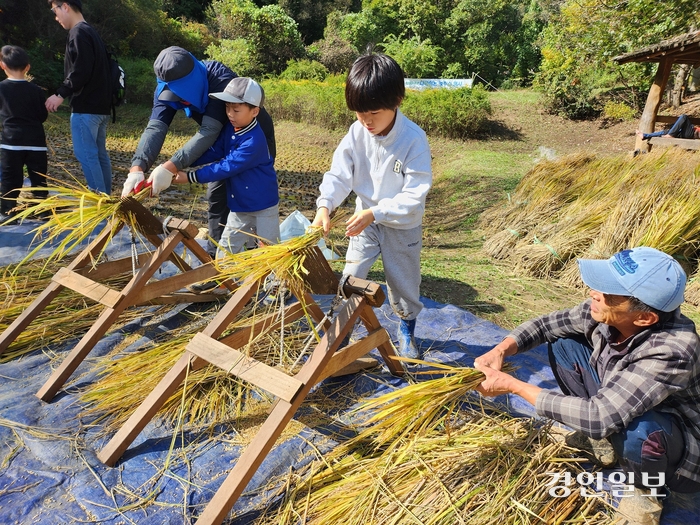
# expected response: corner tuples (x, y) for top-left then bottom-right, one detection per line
(311, 52), (433, 359)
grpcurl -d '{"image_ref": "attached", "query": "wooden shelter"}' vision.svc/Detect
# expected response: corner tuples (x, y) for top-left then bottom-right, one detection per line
(614, 30), (700, 152)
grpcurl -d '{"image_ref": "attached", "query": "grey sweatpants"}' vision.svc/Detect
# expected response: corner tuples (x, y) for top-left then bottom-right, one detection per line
(344, 222), (423, 321)
(216, 204), (280, 258)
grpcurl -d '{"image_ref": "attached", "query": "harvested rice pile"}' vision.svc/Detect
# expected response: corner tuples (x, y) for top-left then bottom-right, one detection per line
(256, 366), (613, 525)
(479, 149), (700, 302)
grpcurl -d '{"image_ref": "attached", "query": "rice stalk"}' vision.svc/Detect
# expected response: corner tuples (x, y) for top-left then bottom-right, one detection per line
(258, 411), (613, 525)
(211, 210), (346, 302)
(339, 361), (516, 455)
(5, 176), (151, 272)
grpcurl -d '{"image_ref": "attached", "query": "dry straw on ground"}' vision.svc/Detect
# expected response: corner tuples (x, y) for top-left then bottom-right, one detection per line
(479, 150), (700, 300)
(258, 411), (612, 525)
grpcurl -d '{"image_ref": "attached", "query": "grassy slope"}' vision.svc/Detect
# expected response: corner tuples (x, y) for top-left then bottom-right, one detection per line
(418, 90), (700, 328)
(41, 90), (700, 329)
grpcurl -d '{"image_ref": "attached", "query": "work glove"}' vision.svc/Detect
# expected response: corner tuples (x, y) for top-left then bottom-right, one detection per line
(121, 171), (144, 198)
(148, 164), (174, 196)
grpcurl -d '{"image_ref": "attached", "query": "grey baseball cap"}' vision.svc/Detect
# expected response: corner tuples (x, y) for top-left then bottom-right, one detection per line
(154, 47), (194, 82)
(210, 77), (264, 107)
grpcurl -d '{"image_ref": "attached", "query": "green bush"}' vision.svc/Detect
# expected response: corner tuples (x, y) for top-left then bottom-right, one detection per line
(262, 79), (354, 131)
(120, 57), (158, 106)
(26, 40), (64, 93)
(206, 39), (259, 77)
(402, 86), (492, 139)
(309, 34), (358, 74)
(262, 79), (491, 139)
(280, 60), (329, 81)
(602, 101), (636, 122)
(381, 35), (443, 79)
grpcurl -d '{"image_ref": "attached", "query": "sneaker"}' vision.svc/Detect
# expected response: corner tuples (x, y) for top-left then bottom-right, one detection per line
(615, 486), (662, 525)
(549, 427), (617, 467)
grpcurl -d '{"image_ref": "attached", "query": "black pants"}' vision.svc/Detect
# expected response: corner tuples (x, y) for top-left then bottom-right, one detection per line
(1, 149), (48, 214)
(206, 179), (228, 256)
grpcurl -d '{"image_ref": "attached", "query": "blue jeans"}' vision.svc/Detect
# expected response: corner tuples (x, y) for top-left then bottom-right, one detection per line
(70, 113), (112, 194)
(643, 114), (696, 139)
(548, 337), (700, 493)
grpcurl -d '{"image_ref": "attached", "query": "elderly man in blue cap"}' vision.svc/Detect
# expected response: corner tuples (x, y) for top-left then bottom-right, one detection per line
(474, 246), (700, 525)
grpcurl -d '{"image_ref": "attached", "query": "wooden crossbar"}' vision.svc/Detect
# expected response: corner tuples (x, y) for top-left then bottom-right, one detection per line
(0, 198), (234, 402)
(52, 267), (122, 308)
(188, 333), (304, 402)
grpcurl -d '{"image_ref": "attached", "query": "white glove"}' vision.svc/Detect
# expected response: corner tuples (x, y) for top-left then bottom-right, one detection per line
(148, 164), (174, 196)
(121, 171), (144, 197)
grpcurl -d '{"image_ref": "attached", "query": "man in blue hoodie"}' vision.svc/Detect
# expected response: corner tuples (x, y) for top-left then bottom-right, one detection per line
(122, 46), (276, 257)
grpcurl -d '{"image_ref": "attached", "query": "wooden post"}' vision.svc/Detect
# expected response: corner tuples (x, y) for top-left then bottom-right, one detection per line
(636, 58), (673, 152)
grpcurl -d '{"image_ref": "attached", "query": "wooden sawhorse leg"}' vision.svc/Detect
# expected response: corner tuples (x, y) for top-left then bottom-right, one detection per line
(36, 228), (187, 401)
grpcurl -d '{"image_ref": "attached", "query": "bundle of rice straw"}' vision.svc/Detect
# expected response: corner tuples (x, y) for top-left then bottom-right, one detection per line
(258, 410), (611, 525)
(3, 177), (150, 271)
(340, 361), (515, 454)
(479, 150), (700, 291)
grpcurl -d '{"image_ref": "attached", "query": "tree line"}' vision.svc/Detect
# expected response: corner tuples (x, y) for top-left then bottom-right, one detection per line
(1, 0), (699, 119)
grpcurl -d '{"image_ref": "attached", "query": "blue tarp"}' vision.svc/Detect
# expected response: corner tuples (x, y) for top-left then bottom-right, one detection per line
(1, 220), (698, 523)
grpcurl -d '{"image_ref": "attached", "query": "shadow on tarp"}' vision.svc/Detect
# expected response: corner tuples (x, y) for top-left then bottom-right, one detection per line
(1, 226), (698, 523)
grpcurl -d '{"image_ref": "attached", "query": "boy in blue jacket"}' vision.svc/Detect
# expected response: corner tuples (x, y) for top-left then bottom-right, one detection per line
(173, 77), (279, 257)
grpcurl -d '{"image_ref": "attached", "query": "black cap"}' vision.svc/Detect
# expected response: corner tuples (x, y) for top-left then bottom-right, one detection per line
(153, 47), (194, 82)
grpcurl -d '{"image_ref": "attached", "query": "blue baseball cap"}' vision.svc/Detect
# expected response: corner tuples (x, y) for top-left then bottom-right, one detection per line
(577, 247), (686, 312)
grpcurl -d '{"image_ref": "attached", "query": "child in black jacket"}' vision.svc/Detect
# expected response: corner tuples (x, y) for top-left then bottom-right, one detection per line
(0, 45), (48, 221)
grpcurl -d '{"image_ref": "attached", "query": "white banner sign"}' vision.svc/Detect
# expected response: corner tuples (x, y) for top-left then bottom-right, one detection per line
(405, 78), (473, 91)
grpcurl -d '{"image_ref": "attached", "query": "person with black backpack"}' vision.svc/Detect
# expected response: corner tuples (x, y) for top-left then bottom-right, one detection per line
(46, 0), (113, 195)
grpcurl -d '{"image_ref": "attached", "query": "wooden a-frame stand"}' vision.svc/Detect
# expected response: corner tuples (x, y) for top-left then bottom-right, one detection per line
(0, 197), (235, 402)
(96, 245), (404, 525)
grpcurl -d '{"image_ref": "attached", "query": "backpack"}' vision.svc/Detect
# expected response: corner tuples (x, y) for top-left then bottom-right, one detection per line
(106, 50), (126, 123)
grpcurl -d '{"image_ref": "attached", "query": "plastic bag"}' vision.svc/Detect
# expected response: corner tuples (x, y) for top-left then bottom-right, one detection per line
(279, 210), (339, 260)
